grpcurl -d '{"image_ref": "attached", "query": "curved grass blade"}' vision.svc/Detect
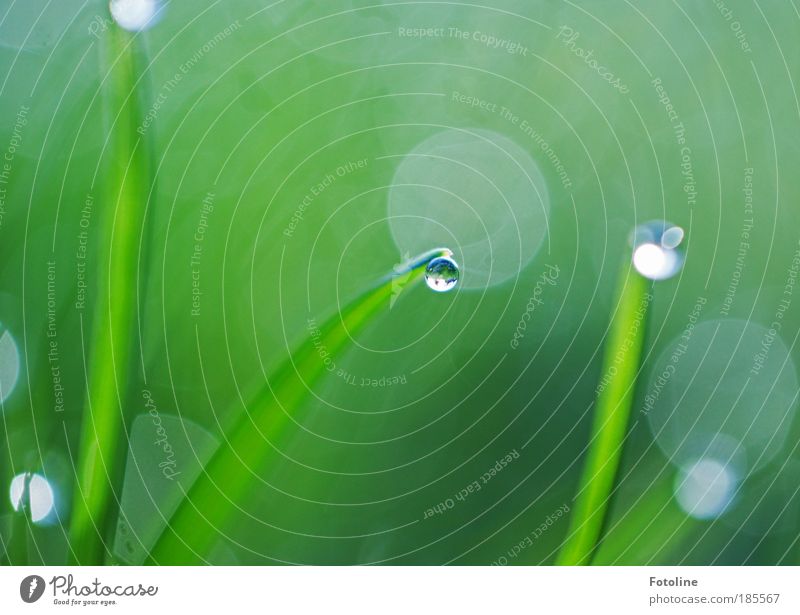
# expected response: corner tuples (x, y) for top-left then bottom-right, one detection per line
(112, 413), (220, 564)
(556, 263), (651, 565)
(145, 249), (451, 564)
(68, 25), (151, 565)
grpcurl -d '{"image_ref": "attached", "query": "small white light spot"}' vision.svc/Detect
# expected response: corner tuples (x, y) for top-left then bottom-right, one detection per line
(633, 243), (678, 280)
(661, 226), (685, 249)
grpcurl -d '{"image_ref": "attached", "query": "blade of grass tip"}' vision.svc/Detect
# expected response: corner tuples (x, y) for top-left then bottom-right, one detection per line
(556, 262), (651, 565)
(68, 24), (151, 565)
(145, 248), (451, 564)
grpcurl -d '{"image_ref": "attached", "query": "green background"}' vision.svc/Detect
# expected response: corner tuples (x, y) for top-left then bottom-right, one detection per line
(1, 0), (799, 564)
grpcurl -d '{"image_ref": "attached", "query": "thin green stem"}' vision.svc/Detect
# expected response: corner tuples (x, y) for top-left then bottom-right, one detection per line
(7, 473), (32, 565)
(68, 25), (150, 565)
(556, 263), (651, 565)
(145, 249), (451, 564)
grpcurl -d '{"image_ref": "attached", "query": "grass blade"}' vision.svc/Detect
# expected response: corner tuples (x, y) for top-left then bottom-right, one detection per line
(145, 249), (451, 564)
(68, 25), (150, 565)
(6, 473), (32, 564)
(556, 263), (651, 565)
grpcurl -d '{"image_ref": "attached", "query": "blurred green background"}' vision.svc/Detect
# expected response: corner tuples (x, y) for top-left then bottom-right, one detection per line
(1, 0), (799, 564)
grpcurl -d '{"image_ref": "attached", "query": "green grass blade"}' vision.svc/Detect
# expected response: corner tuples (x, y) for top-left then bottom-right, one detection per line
(145, 249), (450, 564)
(68, 25), (150, 565)
(556, 263), (651, 565)
(6, 473), (32, 564)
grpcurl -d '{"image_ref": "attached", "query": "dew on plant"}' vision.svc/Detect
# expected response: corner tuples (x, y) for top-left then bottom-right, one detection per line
(109, 0), (162, 32)
(388, 128), (549, 290)
(424, 256), (459, 293)
(0, 326), (21, 405)
(631, 220), (685, 280)
(9, 472), (55, 524)
(674, 457), (738, 520)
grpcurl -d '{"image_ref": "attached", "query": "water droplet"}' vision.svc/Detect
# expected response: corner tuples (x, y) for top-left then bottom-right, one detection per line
(0, 325), (20, 405)
(109, 0), (162, 32)
(425, 256), (459, 293)
(9, 473), (55, 524)
(389, 128), (549, 290)
(631, 220), (685, 280)
(675, 457), (738, 520)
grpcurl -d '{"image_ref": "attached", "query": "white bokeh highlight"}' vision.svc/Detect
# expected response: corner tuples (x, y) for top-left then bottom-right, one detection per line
(633, 243), (680, 281)
(109, 0), (161, 32)
(675, 458), (738, 520)
(9, 473), (55, 523)
(0, 328), (20, 405)
(631, 221), (685, 280)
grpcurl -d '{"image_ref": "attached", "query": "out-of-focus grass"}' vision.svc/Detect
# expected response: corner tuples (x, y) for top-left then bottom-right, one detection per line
(145, 249), (452, 564)
(592, 459), (696, 565)
(557, 263), (650, 565)
(6, 474), (31, 564)
(68, 24), (151, 565)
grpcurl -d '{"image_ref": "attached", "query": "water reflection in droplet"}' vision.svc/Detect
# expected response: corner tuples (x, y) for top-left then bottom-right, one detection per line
(425, 256), (459, 293)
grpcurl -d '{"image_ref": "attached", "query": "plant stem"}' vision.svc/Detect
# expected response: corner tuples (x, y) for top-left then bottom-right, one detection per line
(556, 263), (651, 565)
(145, 249), (451, 564)
(7, 473), (32, 565)
(68, 24), (149, 565)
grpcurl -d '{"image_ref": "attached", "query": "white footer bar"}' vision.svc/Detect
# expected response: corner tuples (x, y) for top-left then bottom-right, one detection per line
(1, 566), (797, 614)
